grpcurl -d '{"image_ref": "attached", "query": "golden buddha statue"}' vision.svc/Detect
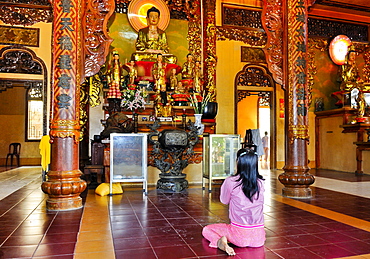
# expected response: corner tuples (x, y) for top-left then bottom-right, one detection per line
(132, 6), (176, 64)
(136, 7), (169, 54)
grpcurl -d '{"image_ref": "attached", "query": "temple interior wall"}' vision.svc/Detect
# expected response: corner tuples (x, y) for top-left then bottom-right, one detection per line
(0, 3), (369, 175)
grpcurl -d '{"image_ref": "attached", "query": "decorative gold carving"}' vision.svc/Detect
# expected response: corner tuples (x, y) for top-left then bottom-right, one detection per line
(79, 80), (89, 141)
(222, 4), (263, 29)
(307, 38), (323, 109)
(309, 37), (328, 52)
(289, 125), (309, 142)
(237, 90), (250, 102)
(235, 64), (274, 87)
(0, 5), (52, 26)
(185, 0), (202, 61)
(261, 0), (283, 86)
(241, 47), (266, 63)
(0, 26), (39, 47)
(363, 44), (370, 83)
(88, 74), (103, 107)
(83, 0), (115, 78)
(216, 27), (267, 47)
(203, 0), (217, 102)
(50, 120), (80, 141)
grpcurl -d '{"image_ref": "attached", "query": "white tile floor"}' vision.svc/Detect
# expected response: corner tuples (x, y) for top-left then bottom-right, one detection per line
(313, 176), (370, 199)
(0, 166), (42, 200)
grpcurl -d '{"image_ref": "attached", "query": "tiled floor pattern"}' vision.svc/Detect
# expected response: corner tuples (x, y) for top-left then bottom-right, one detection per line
(0, 166), (41, 200)
(1, 167), (370, 258)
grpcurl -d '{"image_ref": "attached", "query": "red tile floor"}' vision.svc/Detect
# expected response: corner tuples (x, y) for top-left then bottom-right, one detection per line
(1, 166), (370, 258)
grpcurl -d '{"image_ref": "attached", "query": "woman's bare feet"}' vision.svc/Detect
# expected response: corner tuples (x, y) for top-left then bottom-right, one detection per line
(217, 236), (236, 256)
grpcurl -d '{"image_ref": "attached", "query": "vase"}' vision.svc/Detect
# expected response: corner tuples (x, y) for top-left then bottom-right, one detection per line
(194, 114), (204, 135)
(202, 102), (218, 119)
(132, 111), (138, 133)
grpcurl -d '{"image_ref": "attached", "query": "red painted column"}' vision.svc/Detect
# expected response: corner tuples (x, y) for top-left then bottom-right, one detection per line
(278, 0), (315, 198)
(41, 0), (87, 210)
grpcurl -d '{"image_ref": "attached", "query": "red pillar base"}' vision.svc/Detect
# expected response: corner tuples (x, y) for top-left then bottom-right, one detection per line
(42, 169), (87, 211)
(279, 168), (315, 199)
(281, 186), (312, 199)
(45, 196), (83, 211)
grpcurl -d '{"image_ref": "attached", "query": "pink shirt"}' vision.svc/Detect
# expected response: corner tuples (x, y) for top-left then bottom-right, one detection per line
(220, 176), (264, 226)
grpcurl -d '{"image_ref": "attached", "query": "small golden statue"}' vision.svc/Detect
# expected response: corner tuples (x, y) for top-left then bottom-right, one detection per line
(181, 53), (196, 91)
(152, 53), (167, 91)
(356, 90), (366, 119)
(181, 53), (195, 80)
(193, 60), (203, 93)
(339, 46), (363, 92)
(126, 60), (138, 86)
(175, 81), (187, 94)
(169, 68), (178, 91)
(106, 51), (124, 99)
(155, 84), (173, 117)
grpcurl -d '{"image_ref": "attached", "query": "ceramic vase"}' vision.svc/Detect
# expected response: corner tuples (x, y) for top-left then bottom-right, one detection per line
(194, 114), (204, 135)
(202, 102), (218, 119)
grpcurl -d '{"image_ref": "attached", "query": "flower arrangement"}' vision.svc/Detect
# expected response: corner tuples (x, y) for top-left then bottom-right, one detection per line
(121, 86), (148, 111)
(188, 91), (211, 114)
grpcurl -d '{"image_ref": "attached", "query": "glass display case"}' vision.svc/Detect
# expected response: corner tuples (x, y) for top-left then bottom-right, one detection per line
(202, 134), (241, 192)
(110, 133), (148, 194)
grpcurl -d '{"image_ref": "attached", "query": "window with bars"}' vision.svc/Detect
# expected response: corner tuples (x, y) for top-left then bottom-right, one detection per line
(27, 82), (43, 140)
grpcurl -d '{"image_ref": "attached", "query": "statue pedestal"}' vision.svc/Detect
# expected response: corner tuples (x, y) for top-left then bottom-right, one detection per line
(132, 52), (177, 64)
(157, 173), (188, 192)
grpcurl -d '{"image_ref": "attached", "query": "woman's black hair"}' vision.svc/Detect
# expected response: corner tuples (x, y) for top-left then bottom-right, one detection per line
(234, 148), (264, 202)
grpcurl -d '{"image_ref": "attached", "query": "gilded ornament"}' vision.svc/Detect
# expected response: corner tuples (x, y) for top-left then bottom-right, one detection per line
(84, 0), (115, 78)
(261, 0), (283, 86)
(216, 27), (267, 47)
(289, 125), (309, 142)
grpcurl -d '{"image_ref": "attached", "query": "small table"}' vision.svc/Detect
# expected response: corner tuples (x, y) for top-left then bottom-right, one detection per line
(354, 142), (370, 176)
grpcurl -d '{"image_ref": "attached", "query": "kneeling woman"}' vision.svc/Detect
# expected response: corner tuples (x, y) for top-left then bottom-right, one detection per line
(202, 148), (266, 256)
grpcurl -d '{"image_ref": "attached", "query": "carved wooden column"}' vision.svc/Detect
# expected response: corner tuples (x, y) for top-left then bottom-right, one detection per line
(278, 0), (315, 198)
(41, 0), (87, 210)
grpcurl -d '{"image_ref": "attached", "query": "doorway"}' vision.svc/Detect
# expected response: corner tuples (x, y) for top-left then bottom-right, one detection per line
(234, 64), (276, 169)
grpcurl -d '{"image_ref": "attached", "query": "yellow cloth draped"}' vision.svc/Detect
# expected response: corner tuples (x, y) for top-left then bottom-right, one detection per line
(39, 135), (51, 171)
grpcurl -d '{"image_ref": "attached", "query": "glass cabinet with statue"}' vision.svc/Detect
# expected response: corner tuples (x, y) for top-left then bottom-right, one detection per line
(110, 133), (148, 194)
(202, 134), (241, 192)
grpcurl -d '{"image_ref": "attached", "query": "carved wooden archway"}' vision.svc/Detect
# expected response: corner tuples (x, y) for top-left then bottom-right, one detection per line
(0, 45), (48, 136)
(234, 63), (276, 168)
